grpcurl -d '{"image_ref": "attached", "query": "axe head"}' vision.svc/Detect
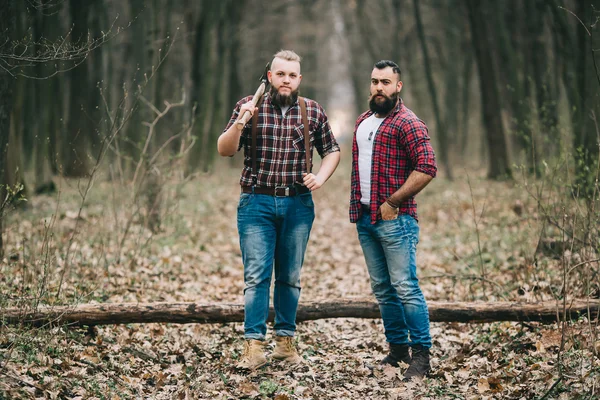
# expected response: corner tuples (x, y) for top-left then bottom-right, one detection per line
(259, 62), (270, 85)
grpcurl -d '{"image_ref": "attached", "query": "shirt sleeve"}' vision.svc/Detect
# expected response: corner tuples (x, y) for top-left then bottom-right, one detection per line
(223, 98), (250, 152)
(312, 102), (340, 158)
(400, 118), (437, 178)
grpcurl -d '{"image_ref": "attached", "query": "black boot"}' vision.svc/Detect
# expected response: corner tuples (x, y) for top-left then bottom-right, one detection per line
(403, 345), (430, 381)
(380, 343), (411, 367)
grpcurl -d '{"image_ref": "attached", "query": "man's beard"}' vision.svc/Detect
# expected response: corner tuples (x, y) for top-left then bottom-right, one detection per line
(270, 85), (299, 108)
(369, 91), (398, 115)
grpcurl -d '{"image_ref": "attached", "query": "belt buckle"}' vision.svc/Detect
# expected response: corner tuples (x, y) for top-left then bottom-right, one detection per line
(275, 186), (290, 197)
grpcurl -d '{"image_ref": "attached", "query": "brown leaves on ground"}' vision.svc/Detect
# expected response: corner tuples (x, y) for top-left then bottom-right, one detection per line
(0, 164), (598, 399)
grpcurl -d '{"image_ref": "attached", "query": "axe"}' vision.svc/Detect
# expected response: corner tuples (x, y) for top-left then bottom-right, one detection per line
(235, 63), (270, 128)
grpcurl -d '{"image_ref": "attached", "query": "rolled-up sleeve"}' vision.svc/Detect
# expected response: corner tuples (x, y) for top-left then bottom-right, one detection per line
(402, 118), (437, 178)
(313, 103), (340, 158)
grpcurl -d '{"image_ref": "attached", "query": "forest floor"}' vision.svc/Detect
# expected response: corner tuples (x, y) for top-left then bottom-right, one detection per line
(0, 162), (598, 399)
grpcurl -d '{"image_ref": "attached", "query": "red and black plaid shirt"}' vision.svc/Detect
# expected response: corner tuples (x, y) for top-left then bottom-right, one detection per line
(225, 94), (340, 188)
(350, 99), (437, 224)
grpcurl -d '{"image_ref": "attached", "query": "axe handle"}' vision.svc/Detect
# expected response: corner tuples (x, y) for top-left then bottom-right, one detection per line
(235, 82), (266, 128)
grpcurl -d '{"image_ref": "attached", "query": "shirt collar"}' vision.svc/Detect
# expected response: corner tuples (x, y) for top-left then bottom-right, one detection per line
(393, 98), (404, 114)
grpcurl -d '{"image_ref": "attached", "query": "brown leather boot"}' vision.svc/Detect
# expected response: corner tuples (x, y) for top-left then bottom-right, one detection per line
(237, 339), (267, 370)
(272, 336), (302, 364)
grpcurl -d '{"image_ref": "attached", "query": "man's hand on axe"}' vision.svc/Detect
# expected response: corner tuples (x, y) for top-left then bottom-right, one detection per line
(217, 100), (260, 157)
(235, 102), (258, 127)
(218, 63), (270, 157)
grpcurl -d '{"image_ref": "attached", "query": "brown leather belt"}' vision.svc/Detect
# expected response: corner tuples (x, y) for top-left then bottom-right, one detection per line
(241, 185), (310, 197)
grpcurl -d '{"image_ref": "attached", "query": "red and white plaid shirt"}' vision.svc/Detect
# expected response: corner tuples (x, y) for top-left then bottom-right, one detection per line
(225, 93), (340, 188)
(350, 99), (437, 224)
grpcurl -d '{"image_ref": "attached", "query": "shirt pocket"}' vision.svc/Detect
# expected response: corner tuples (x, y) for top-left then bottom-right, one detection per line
(292, 124), (313, 151)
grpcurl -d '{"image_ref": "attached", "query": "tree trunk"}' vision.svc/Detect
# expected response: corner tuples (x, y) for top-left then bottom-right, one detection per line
(573, 0), (600, 196)
(5, 0), (27, 196)
(438, 0), (462, 157)
(6, 76), (27, 203)
(63, 0), (92, 177)
(200, 1), (230, 172)
(413, 0), (453, 180)
(3, 0), (27, 205)
(529, 0), (558, 159)
(459, 46), (473, 154)
(144, 0), (163, 233)
(466, 0), (512, 180)
(3, 298), (598, 326)
(551, 0), (600, 195)
(123, 0), (154, 179)
(33, 2), (58, 194)
(0, 0), (16, 258)
(493, 1), (537, 175)
(88, 0), (105, 153)
(186, 1), (217, 174)
(198, 33), (217, 173)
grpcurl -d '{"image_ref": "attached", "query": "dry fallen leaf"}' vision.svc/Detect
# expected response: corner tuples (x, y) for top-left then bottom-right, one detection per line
(478, 377), (490, 393)
(487, 377), (503, 393)
(238, 381), (259, 397)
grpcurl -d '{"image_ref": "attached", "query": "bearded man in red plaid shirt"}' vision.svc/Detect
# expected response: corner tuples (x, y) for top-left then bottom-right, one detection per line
(350, 60), (437, 381)
(218, 50), (340, 370)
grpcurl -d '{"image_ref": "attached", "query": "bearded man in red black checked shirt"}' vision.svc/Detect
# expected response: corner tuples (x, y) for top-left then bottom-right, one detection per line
(350, 60), (437, 381)
(218, 50), (340, 370)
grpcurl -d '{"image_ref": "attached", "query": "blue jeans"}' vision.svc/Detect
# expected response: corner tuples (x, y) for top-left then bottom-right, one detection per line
(237, 191), (315, 340)
(357, 212), (431, 348)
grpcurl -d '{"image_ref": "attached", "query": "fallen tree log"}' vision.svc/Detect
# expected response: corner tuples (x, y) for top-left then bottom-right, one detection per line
(2, 298), (598, 326)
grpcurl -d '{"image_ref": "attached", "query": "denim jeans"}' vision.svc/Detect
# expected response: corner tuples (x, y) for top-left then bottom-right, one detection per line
(237, 191), (315, 340)
(356, 212), (432, 348)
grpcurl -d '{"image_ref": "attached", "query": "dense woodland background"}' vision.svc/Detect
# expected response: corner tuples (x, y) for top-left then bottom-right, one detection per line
(0, 0), (598, 204)
(1, 0), (600, 398)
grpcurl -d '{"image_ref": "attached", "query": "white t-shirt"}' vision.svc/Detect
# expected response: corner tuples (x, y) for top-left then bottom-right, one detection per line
(357, 114), (386, 205)
(280, 106), (290, 116)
